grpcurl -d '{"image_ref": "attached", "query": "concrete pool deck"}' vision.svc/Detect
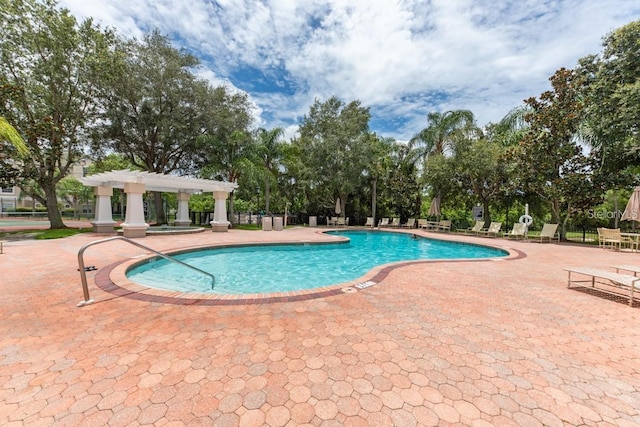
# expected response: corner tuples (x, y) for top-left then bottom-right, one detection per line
(1, 227), (639, 426)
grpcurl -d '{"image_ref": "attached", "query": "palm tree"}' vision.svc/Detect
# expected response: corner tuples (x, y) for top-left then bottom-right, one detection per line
(364, 134), (394, 225)
(409, 110), (476, 217)
(492, 105), (531, 147)
(0, 117), (29, 156)
(255, 127), (284, 215)
(1, 117), (30, 188)
(409, 110), (475, 159)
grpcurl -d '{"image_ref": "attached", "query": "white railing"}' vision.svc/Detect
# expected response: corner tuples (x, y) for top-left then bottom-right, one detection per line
(77, 236), (215, 307)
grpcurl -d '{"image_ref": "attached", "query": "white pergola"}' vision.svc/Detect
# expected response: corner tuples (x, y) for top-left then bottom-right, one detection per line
(79, 169), (238, 237)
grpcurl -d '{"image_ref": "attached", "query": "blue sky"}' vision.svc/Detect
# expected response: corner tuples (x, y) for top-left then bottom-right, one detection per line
(60, 0), (640, 142)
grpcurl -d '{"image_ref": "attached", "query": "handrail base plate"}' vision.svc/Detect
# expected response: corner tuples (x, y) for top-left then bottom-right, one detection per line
(77, 299), (95, 307)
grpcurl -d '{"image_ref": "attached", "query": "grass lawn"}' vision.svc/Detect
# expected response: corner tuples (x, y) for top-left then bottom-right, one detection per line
(0, 228), (92, 240)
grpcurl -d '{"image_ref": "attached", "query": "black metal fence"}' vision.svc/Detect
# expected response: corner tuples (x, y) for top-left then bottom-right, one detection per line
(190, 211), (213, 225)
(185, 213), (612, 244)
(563, 226), (598, 243)
(554, 226), (638, 243)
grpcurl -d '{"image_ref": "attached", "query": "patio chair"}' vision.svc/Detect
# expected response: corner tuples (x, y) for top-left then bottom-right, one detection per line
(437, 220), (452, 232)
(477, 222), (502, 237)
(536, 223), (559, 243)
(417, 219), (428, 229)
(458, 220), (484, 235)
(337, 217), (346, 227)
(566, 266), (638, 307)
(402, 218), (416, 228)
(378, 218), (390, 228)
(364, 217), (374, 228)
(327, 216), (337, 226)
(597, 227), (605, 248)
(599, 228), (634, 250)
(389, 217), (401, 228)
(503, 222), (526, 239)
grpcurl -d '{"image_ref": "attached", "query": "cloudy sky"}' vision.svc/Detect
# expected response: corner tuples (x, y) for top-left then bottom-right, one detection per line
(60, 0), (640, 141)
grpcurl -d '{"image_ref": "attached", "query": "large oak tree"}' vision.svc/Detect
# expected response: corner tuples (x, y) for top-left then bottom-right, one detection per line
(0, 0), (120, 228)
(98, 30), (213, 223)
(293, 96), (371, 218)
(515, 68), (605, 238)
(578, 19), (640, 179)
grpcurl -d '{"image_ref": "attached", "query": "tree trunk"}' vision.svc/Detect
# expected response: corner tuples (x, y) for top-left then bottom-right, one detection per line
(229, 193), (235, 221)
(339, 193), (347, 218)
(550, 199), (563, 240)
(154, 192), (166, 224)
(559, 200), (574, 241)
(73, 195), (79, 220)
(43, 182), (66, 229)
(482, 199), (491, 228)
(561, 215), (570, 241)
(371, 179), (377, 225)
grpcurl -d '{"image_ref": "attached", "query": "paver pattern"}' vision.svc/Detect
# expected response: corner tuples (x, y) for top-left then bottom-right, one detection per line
(1, 226), (639, 426)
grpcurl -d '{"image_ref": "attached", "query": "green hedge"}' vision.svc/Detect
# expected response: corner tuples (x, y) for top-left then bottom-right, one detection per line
(13, 207), (47, 213)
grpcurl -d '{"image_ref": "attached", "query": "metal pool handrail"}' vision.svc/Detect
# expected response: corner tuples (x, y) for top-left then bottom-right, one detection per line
(77, 236), (215, 307)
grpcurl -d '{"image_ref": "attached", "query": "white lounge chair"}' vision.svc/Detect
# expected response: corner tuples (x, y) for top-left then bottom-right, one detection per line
(612, 265), (640, 277)
(364, 217), (374, 228)
(378, 218), (390, 228)
(537, 223), (559, 243)
(437, 220), (451, 232)
(402, 218), (416, 228)
(477, 222), (501, 237)
(459, 220), (484, 235)
(503, 222), (526, 239)
(566, 266), (638, 306)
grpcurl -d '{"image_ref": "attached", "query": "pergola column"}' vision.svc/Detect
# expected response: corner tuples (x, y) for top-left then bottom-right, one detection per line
(92, 185), (116, 233)
(210, 191), (230, 232)
(174, 192), (191, 227)
(122, 182), (148, 238)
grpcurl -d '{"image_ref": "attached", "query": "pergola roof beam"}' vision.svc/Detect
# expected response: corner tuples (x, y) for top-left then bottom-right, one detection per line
(79, 169), (238, 193)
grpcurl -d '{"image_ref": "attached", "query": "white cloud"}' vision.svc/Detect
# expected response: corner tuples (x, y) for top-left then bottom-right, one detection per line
(60, 0), (640, 140)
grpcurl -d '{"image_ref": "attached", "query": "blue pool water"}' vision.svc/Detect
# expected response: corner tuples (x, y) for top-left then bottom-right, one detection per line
(126, 230), (507, 294)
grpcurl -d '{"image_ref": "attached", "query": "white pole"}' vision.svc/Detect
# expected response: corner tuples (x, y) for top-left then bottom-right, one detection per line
(525, 203), (530, 237)
(284, 203), (288, 227)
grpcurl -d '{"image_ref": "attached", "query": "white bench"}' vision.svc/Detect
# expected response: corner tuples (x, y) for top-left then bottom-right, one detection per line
(565, 267), (639, 306)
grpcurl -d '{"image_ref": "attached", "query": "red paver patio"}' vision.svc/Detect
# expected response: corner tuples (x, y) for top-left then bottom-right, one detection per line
(1, 226), (639, 426)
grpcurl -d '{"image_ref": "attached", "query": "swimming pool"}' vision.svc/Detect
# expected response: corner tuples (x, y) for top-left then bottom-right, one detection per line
(125, 230), (508, 294)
